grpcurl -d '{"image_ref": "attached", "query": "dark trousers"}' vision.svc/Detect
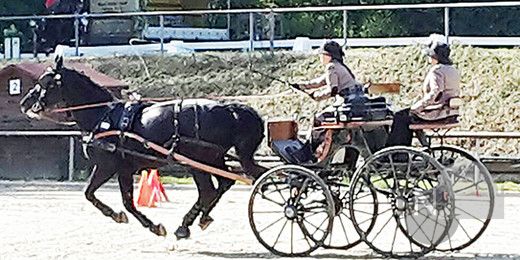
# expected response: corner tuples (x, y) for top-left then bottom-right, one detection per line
(385, 108), (415, 147)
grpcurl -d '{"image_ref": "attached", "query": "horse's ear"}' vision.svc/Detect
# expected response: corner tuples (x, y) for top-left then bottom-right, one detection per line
(55, 55), (63, 71)
(54, 45), (65, 71)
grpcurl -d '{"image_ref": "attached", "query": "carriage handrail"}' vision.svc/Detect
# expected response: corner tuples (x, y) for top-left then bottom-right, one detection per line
(0, 1), (519, 21)
(1, 130), (519, 138)
(427, 131), (520, 139)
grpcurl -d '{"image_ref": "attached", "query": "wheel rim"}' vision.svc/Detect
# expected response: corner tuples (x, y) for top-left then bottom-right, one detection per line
(322, 175), (378, 249)
(349, 147), (455, 258)
(428, 145), (495, 251)
(248, 166), (334, 256)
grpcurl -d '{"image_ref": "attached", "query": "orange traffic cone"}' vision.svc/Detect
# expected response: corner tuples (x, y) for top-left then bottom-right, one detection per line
(136, 169), (169, 207)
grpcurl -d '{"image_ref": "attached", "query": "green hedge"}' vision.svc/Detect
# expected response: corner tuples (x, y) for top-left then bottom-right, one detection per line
(209, 0), (520, 39)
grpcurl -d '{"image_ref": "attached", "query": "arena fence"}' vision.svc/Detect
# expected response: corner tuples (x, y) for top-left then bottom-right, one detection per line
(0, 1), (519, 58)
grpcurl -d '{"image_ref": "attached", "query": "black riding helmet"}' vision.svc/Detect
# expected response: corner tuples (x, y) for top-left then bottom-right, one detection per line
(424, 41), (452, 65)
(319, 40), (345, 63)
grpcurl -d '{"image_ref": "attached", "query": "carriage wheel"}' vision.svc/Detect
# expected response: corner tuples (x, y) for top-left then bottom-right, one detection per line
(248, 165), (334, 257)
(426, 145), (495, 251)
(349, 147), (455, 258)
(321, 175), (378, 250)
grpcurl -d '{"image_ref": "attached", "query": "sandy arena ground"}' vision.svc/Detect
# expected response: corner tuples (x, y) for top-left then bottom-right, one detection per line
(0, 181), (519, 260)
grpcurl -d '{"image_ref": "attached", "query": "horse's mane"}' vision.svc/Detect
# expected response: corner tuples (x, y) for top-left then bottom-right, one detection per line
(61, 67), (115, 102)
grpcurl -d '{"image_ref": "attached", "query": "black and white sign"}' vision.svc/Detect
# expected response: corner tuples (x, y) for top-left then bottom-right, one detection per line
(9, 79), (21, 95)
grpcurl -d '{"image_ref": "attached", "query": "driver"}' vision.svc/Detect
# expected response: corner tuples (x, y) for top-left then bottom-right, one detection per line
(291, 40), (361, 160)
(385, 39), (461, 147)
(294, 40), (359, 104)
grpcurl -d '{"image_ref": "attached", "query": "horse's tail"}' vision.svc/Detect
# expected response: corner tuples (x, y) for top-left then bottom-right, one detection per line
(227, 104), (266, 179)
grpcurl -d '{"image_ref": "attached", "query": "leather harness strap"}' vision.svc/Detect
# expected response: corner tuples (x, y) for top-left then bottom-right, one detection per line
(92, 130), (253, 185)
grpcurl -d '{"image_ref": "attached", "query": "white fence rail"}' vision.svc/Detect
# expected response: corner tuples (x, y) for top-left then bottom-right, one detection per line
(0, 1), (519, 58)
(33, 36), (518, 58)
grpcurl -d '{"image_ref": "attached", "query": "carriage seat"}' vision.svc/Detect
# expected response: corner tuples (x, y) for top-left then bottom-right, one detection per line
(409, 117), (460, 130)
(270, 139), (314, 164)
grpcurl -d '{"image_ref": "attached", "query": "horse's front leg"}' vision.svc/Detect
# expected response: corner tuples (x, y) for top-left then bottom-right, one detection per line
(118, 171), (167, 236)
(84, 164), (128, 224)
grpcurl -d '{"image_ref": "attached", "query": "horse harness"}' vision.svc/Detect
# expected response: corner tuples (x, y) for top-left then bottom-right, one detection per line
(84, 100), (226, 162)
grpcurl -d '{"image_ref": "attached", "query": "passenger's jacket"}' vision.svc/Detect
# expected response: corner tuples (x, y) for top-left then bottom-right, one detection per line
(300, 61), (358, 100)
(412, 64), (461, 121)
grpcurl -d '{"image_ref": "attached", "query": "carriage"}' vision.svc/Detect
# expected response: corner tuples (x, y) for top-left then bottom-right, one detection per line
(19, 61), (495, 258)
(247, 85), (495, 258)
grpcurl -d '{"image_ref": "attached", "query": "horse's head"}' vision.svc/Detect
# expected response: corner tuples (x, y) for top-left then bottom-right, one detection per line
(20, 56), (66, 119)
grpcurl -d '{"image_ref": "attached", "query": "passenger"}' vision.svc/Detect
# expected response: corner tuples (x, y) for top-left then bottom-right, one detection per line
(385, 39), (461, 147)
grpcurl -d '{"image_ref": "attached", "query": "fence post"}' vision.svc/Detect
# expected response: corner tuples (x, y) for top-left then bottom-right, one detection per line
(249, 12), (254, 51)
(29, 20), (38, 58)
(68, 136), (75, 181)
(269, 10), (275, 53)
(74, 14), (80, 57)
(444, 7), (450, 43)
(227, 0), (231, 39)
(343, 10), (348, 47)
(160, 15), (165, 54)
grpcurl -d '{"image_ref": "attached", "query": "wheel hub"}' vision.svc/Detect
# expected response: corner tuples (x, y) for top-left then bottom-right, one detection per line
(284, 205), (297, 219)
(395, 196), (407, 211)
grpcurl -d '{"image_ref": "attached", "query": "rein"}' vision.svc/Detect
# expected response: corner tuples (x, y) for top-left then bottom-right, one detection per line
(50, 101), (121, 113)
(47, 92), (299, 114)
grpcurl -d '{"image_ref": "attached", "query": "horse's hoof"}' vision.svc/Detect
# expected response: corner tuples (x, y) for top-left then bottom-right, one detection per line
(174, 226), (190, 240)
(150, 224), (167, 237)
(113, 211), (128, 223)
(198, 216), (214, 231)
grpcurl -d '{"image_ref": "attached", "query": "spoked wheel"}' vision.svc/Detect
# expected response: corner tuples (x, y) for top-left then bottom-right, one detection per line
(349, 147), (455, 258)
(426, 145), (495, 251)
(248, 165), (334, 257)
(321, 174), (378, 249)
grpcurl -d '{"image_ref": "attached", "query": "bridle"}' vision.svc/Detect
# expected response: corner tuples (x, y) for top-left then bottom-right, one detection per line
(29, 69), (64, 113)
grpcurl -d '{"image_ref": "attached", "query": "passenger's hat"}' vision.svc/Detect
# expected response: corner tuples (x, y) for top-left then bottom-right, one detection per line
(423, 40), (452, 65)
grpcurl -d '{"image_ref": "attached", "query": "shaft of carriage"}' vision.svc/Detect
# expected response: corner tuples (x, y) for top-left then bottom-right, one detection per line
(93, 130), (254, 185)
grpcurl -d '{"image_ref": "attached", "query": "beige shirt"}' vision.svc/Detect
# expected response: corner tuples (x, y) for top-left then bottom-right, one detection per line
(301, 61), (358, 100)
(412, 64), (461, 121)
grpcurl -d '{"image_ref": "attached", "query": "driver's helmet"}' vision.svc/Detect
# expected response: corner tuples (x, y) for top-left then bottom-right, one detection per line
(318, 40), (344, 62)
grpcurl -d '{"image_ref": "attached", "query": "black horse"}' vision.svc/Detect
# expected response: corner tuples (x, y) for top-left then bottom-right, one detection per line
(20, 57), (266, 239)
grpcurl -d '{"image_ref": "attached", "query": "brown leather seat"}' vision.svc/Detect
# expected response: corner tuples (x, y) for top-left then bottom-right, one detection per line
(409, 116), (460, 130)
(409, 122), (460, 130)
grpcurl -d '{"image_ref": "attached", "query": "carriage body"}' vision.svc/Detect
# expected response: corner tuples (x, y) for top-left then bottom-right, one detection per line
(249, 94), (495, 257)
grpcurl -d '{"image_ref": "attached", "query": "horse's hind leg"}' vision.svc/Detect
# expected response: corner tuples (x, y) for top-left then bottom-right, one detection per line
(84, 164), (128, 224)
(175, 171), (218, 239)
(235, 136), (267, 180)
(118, 170), (166, 236)
(199, 176), (234, 230)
